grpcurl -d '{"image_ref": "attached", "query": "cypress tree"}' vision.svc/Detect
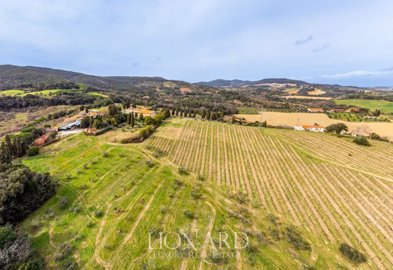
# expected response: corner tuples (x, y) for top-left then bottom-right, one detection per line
(131, 112), (135, 127)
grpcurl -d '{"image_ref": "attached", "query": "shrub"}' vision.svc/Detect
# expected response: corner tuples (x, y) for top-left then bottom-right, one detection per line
(0, 226), (16, 248)
(27, 146), (40, 156)
(370, 133), (389, 142)
(353, 137), (370, 146)
(197, 175), (205, 181)
(54, 243), (73, 262)
(58, 197), (69, 209)
(183, 210), (195, 219)
(191, 187), (203, 200)
(45, 208), (55, 220)
(339, 243), (367, 264)
(178, 167), (189, 175)
(102, 151), (109, 158)
(95, 209), (104, 218)
(160, 206), (168, 214)
(146, 160), (155, 168)
(284, 226), (311, 251)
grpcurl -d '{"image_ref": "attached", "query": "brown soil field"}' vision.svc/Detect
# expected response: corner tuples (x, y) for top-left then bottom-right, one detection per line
(307, 89), (326, 95)
(282, 96), (332, 100)
(236, 112), (393, 140)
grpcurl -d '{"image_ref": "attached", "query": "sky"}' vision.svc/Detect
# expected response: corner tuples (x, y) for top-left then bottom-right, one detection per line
(0, 0), (393, 87)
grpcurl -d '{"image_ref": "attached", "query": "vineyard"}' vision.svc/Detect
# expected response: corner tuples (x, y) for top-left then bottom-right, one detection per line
(148, 118), (393, 269)
(22, 130), (346, 269)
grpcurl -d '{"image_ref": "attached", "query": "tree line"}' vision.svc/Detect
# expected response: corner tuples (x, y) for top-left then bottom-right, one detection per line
(0, 92), (99, 110)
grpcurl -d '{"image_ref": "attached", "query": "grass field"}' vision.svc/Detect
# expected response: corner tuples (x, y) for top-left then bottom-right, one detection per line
(335, 99), (393, 114)
(282, 96), (332, 100)
(307, 89), (326, 96)
(18, 119), (383, 269)
(327, 112), (389, 122)
(148, 118), (393, 269)
(0, 89), (25, 96)
(0, 89), (109, 98)
(87, 91), (109, 98)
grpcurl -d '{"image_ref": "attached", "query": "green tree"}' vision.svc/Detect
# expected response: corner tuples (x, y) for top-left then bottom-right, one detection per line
(27, 146), (40, 156)
(80, 116), (91, 129)
(131, 112), (135, 127)
(108, 104), (118, 116)
(326, 123), (348, 135)
(353, 137), (371, 146)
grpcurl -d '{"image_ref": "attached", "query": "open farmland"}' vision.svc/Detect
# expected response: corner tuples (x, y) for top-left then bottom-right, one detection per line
(0, 88), (108, 98)
(282, 96), (332, 100)
(335, 99), (393, 114)
(0, 105), (77, 137)
(148, 118), (393, 269)
(236, 112), (393, 140)
(0, 89), (25, 96)
(21, 131), (348, 270)
(307, 89), (326, 96)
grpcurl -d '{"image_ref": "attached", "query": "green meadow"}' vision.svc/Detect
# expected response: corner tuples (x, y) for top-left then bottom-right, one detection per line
(335, 99), (393, 113)
(0, 89), (25, 96)
(0, 89), (109, 98)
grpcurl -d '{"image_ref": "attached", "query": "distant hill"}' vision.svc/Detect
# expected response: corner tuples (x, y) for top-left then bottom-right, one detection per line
(196, 78), (308, 88)
(0, 65), (167, 91)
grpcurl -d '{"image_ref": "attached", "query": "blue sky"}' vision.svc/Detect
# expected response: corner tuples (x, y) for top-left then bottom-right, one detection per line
(1, 0), (393, 86)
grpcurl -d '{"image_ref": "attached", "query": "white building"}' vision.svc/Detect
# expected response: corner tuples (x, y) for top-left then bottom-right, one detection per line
(294, 124), (325, 133)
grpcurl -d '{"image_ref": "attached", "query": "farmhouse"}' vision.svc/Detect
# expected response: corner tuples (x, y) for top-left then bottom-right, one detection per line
(294, 124), (326, 132)
(346, 107), (361, 113)
(84, 128), (98, 135)
(33, 133), (51, 146)
(33, 131), (57, 146)
(86, 110), (104, 118)
(327, 108), (346, 113)
(58, 119), (81, 131)
(307, 108), (324, 113)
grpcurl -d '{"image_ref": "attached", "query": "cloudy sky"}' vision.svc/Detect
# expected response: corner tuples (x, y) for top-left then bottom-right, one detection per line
(1, 0), (393, 86)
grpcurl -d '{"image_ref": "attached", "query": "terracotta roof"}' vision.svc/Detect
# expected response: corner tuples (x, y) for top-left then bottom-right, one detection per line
(33, 133), (50, 146)
(303, 124), (325, 129)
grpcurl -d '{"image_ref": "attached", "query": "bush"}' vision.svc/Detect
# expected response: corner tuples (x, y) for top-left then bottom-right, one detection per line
(27, 146), (40, 156)
(0, 226), (16, 248)
(191, 187), (203, 200)
(197, 175), (205, 181)
(95, 209), (104, 218)
(339, 243), (367, 264)
(19, 258), (45, 270)
(58, 197), (69, 210)
(370, 133), (389, 142)
(146, 160), (155, 168)
(54, 243), (73, 262)
(183, 210), (195, 219)
(284, 226), (311, 251)
(353, 137), (370, 146)
(178, 167), (189, 175)
(0, 226), (43, 270)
